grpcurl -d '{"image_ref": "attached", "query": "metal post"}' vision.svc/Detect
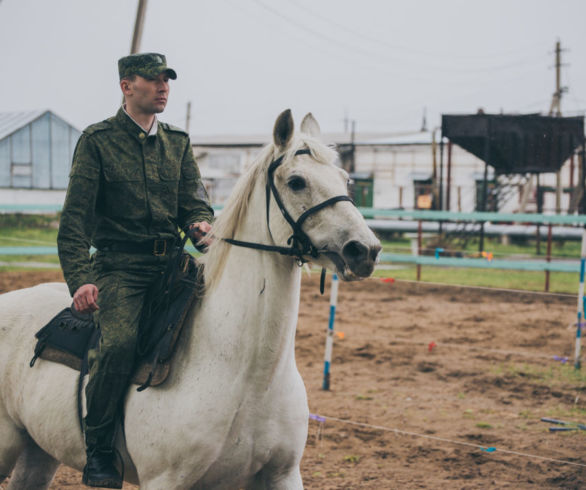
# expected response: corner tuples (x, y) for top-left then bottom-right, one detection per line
(545, 223), (552, 292)
(439, 135), (444, 211)
(439, 134), (444, 235)
(570, 151), (575, 194)
(446, 141), (452, 211)
(581, 137), (586, 215)
(479, 162), (488, 253)
(349, 120), (356, 174)
(417, 220), (422, 281)
(130, 0), (148, 54)
(536, 173), (542, 255)
(322, 274), (339, 390)
(480, 120), (490, 253)
(185, 101), (192, 134)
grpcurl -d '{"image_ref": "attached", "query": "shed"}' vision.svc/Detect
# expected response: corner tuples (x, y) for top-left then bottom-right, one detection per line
(0, 110), (80, 190)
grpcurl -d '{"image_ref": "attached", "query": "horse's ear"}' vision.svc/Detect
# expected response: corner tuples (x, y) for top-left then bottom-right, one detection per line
(300, 113), (321, 138)
(273, 109), (294, 149)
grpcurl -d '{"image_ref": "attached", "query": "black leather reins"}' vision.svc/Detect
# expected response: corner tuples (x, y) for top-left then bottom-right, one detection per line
(223, 148), (353, 264)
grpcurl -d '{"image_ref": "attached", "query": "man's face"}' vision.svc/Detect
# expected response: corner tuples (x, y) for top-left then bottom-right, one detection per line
(122, 73), (170, 115)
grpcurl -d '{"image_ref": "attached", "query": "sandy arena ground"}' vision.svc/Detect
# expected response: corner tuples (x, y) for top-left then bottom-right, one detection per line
(0, 270), (585, 489)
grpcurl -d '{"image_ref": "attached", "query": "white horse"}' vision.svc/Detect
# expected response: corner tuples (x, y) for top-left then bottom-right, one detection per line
(0, 110), (381, 489)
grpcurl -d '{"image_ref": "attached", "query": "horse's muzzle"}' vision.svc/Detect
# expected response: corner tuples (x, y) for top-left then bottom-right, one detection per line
(341, 240), (381, 278)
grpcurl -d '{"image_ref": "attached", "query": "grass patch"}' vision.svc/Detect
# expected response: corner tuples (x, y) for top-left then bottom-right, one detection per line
(355, 394), (374, 401)
(544, 405), (586, 421)
(374, 265), (577, 294)
(380, 236), (582, 260)
(475, 422), (493, 429)
(343, 455), (360, 464)
(518, 410), (534, 419)
(377, 234), (582, 293)
(494, 362), (586, 387)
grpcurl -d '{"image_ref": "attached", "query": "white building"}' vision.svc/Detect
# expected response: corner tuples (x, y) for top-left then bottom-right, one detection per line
(192, 130), (580, 213)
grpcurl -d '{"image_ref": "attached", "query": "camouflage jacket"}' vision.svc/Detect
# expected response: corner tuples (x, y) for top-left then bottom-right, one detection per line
(58, 108), (214, 296)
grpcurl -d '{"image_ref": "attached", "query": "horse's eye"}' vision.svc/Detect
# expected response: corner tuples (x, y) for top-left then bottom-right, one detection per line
(287, 176), (306, 191)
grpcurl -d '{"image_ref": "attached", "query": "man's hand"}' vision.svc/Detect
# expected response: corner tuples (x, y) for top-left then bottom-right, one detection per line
(188, 221), (213, 249)
(73, 284), (99, 314)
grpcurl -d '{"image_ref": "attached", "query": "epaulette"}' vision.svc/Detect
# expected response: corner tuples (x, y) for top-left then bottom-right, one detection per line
(160, 122), (188, 136)
(84, 119), (113, 136)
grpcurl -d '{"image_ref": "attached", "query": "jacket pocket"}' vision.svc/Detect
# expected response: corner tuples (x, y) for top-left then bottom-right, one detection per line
(158, 162), (181, 181)
(102, 163), (143, 182)
(181, 165), (198, 181)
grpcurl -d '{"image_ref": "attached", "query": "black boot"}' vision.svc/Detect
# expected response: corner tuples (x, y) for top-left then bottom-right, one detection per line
(82, 447), (123, 489)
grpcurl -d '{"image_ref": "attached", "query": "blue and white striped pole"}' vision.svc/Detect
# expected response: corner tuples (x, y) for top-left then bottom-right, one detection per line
(575, 229), (586, 370)
(322, 273), (339, 390)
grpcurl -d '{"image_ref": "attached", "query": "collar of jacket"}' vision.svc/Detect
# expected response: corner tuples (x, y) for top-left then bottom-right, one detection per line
(114, 107), (159, 142)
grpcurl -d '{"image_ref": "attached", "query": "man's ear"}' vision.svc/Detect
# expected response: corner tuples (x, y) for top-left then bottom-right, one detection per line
(120, 79), (132, 97)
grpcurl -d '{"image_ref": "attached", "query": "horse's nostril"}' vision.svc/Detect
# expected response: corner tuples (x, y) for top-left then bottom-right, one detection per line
(370, 244), (382, 262)
(343, 240), (367, 260)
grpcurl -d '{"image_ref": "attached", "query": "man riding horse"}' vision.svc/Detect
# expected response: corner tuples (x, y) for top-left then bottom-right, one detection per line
(57, 53), (213, 488)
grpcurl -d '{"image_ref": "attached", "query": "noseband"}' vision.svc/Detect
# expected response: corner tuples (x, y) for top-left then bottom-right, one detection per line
(224, 148), (353, 264)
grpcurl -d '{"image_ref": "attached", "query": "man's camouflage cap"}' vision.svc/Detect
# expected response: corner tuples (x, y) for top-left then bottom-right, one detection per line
(118, 52), (177, 80)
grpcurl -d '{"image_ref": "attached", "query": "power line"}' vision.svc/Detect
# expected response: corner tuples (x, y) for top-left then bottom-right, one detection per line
(250, 0), (548, 76)
(288, 0), (549, 61)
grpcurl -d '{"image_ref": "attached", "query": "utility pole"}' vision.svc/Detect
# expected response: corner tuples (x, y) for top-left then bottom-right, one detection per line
(548, 40), (565, 117)
(420, 107), (427, 132)
(349, 120), (356, 173)
(549, 40), (567, 214)
(122, 1), (148, 104)
(130, 0), (148, 54)
(185, 101), (192, 134)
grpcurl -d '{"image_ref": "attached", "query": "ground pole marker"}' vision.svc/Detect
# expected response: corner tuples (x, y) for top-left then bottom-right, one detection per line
(322, 273), (339, 390)
(575, 229), (586, 369)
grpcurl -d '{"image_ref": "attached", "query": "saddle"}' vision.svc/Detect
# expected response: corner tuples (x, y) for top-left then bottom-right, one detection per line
(30, 250), (204, 391)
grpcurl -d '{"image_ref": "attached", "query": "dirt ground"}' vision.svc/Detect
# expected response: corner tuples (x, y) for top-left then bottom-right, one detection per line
(1, 270), (585, 489)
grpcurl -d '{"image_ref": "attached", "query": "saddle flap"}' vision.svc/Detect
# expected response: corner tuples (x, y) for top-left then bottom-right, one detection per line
(32, 307), (96, 364)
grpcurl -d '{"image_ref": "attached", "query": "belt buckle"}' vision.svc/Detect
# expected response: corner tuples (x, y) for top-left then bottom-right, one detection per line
(153, 239), (167, 256)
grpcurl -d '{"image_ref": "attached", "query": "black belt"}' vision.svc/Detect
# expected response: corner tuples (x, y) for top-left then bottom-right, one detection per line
(100, 239), (177, 256)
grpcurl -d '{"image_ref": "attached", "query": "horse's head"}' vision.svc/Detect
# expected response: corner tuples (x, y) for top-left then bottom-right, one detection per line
(267, 109), (381, 280)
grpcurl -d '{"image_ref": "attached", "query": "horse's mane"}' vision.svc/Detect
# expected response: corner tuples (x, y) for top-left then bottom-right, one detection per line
(203, 134), (338, 290)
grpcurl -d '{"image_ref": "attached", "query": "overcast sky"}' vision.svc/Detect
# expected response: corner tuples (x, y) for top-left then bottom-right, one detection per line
(1, 0), (585, 137)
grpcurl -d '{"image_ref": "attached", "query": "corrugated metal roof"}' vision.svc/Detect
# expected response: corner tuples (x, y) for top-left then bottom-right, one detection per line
(0, 110), (48, 141)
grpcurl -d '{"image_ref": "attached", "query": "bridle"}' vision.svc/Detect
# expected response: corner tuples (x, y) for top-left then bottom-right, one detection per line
(223, 148), (354, 266)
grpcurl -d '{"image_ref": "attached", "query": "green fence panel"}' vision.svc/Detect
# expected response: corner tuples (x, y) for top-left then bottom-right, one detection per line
(380, 253), (579, 273)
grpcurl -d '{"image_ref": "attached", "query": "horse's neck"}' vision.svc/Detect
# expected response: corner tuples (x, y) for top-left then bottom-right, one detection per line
(190, 188), (301, 386)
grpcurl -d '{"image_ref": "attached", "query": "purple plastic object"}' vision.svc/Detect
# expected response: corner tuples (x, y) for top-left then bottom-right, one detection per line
(309, 413), (326, 423)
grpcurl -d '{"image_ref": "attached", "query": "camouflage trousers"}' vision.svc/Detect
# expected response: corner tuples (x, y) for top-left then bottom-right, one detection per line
(84, 251), (168, 449)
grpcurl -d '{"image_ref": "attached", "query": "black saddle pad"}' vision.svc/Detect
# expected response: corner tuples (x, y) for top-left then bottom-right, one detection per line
(30, 306), (97, 369)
